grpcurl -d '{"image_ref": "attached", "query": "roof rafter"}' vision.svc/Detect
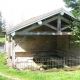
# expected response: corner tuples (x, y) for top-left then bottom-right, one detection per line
(17, 24), (42, 33)
(61, 26), (68, 31)
(44, 23), (57, 31)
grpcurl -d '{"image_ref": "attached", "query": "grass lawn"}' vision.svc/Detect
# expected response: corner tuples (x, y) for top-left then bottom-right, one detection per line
(0, 33), (5, 43)
(0, 75), (12, 80)
(0, 53), (80, 80)
(0, 37), (5, 43)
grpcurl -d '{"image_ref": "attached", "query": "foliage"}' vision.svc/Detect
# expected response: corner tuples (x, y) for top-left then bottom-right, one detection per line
(63, 0), (80, 18)
(63, 0), (80, 8)
(63, 0), (80, 17)
(1, 19), (6, 30)
(0, 11), (6, 33)
(0, 12), (2, 32)
(69, 20), (80, 46)
(63, 0), (80, 46)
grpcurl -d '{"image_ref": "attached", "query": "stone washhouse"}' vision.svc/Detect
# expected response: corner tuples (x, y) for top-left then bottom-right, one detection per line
(4, 8), (80, 70)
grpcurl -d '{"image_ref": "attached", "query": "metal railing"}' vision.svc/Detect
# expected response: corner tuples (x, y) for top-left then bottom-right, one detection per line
(15, 57), (80, 70)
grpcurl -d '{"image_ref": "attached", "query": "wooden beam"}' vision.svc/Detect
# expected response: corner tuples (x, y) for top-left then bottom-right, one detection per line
(57, 17), (61, 31)
(11, 32), (15, 36)
(15, 36), (26, 47)
(12, 37), (15, 68)
(16, 15), (70, 33)
(43, 16), (59, 24)
(56, 32), (72, 35)
(37, 21), (42, 25)
(43, 15), (69, 25)
(19, 24), (41, 32)
(44, 23), (57, 31)
(16, 32), (55, 35)
(60, 11), (64, 15)
(7, 35), (11, 58)
(16, 32), (72, 35)
(11, 36), (13, 57)
(60, 26), (68, 31)
(5, 34), (9, 53)
(61, 16), (69, 24)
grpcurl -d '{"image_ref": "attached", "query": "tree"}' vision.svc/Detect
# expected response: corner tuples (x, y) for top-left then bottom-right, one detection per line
(0, 11), (6, 33)
(0, 12), (2, 32)
(0, 11), (6, 37)
(63, 0), (80, 17)
(1, 19), (6, 30)
(63, 0), (80, 46)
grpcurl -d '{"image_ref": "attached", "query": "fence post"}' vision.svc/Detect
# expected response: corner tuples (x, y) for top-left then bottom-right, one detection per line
(63, 57), (65, 68)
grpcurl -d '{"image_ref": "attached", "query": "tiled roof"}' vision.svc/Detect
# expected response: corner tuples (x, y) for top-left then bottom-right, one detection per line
(6, 8), (74, 34)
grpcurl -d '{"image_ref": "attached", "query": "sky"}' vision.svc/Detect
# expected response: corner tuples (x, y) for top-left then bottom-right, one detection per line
(0, 0), (69, 27)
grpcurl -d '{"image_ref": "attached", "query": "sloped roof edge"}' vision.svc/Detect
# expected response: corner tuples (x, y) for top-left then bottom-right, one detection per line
(6, 8), (74, 34)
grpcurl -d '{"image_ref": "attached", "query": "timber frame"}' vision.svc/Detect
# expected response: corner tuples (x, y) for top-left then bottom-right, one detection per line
(15, 14), (72, 36)
(5, 8), (74, 68)
(6, 8), (74, 35)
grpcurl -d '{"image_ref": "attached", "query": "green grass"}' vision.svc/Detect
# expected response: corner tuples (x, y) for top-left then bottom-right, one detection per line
(0, 33), (5, 43)
(0, 36), (5, 43)
(0, 75), (13, 80)
(0, 53), (80, 80)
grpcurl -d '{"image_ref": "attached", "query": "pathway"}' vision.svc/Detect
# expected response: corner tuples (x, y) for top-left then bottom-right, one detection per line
(0, 72), (20, 80)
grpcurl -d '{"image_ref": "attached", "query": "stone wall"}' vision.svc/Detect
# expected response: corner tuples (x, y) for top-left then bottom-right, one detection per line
(69, 36), (80, 56)
(57, 35), (70, 51)
(15, 35), (80, 57)
(15, 35), (57, 52)
(14, 35), (80, 70)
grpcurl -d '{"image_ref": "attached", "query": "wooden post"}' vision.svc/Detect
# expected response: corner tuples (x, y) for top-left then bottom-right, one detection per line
(69, 35), (70, 51)
(7, 35), (11, 58)
(5, 34), (8, 53)
(10, 36), (13, 57)
(57, 16), (61, 32)
(12, 37), (16, 68)
(63, 57), (65, 67)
